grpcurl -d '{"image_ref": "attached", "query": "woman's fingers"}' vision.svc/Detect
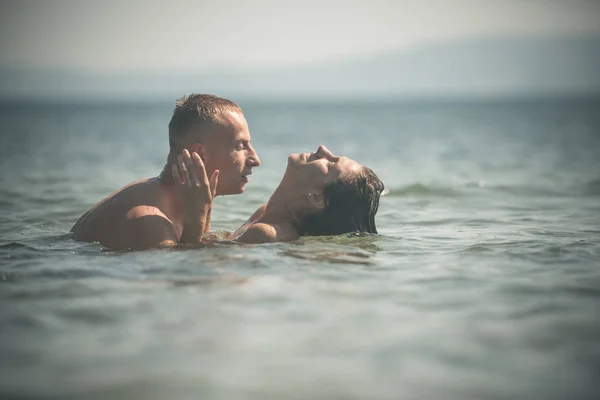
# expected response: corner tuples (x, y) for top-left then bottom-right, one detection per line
(178, 154), (191, 187)
(176, 150), (214, 199)
(210, 170), (219, 198)
(182, 150), (198, 187)
(191, 152), (210, 187)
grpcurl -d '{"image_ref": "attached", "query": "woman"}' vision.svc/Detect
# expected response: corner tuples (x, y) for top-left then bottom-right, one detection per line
(228, 145), (384, 243)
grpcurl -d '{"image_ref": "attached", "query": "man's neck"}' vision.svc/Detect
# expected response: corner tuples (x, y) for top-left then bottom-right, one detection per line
(158, 152), (179, 185)
(155, 153), (186, 226)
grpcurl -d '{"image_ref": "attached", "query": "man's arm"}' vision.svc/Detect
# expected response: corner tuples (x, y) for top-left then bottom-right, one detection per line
(125, 207), (180, 250)
(180, 203), (211, 244)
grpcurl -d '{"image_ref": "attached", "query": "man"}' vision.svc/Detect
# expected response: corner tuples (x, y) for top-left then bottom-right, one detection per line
(71, 94), (260, 250)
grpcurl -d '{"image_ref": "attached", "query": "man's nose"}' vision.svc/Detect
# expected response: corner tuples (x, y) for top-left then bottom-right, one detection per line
(247, 146), (261, 167)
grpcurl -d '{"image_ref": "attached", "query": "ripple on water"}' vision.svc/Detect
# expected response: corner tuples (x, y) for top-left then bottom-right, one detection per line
(386, 183), (464, 197)
(582, 176), (600, 195)
(2, 99), (600, 399)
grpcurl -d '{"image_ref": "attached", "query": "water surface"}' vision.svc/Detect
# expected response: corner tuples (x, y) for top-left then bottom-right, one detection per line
(1, 98), (599, 399)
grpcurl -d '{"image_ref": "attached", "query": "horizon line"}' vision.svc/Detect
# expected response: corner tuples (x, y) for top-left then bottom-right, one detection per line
(2, 92), (600, 107)
(1, 32), (599, 75)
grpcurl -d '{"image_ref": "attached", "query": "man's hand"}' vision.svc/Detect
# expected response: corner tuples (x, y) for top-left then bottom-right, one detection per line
(172, 149), (219, 244)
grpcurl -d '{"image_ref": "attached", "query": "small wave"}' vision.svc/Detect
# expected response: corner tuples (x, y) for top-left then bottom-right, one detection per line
(0, 187), (28, 203)
(281, 236), (379, 265)
(582, 177), (600, 196)
(0, 242), (41, 252)
(279, 247), (373, 266)
(386, 183), (462, 197)
(299, 232), (382, 252)
(388, 181), (578, 198)
(478, 183), (573, 197)
(0, 198), (13, 208)
(456, 244), (496, 253)
(496, 186), (561, 196)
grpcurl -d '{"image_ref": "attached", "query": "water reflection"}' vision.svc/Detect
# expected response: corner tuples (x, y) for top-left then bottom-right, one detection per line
(279, 234), (381, 266)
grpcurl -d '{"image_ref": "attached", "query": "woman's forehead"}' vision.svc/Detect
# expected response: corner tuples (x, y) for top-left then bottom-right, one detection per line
(338, 156), (361, 173)
(325, 157), (361, 183)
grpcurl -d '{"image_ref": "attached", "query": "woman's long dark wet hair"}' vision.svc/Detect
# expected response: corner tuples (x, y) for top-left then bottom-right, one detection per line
(298, 166), (384, 236)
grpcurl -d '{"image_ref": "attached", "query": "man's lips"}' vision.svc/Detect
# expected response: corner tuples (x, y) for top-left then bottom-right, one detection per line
(241, 171), (252, 183)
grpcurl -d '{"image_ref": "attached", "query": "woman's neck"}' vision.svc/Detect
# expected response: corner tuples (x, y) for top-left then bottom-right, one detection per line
(257, 183), (303, 229)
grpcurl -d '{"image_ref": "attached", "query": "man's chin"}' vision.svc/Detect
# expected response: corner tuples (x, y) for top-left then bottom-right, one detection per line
(219, 185), (245, 196)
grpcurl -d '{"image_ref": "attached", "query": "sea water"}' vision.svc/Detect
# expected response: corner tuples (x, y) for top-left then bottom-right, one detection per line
(1, 98), (599, 399)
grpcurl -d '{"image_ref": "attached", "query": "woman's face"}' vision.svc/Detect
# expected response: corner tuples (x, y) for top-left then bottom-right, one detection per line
(285, 145), (361, 190)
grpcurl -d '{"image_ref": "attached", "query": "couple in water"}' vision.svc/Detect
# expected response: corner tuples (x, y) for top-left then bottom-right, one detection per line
(71, 94), (384, 250)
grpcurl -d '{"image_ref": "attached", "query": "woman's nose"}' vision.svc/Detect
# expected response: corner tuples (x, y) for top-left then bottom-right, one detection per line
(318, 145), (337, 161)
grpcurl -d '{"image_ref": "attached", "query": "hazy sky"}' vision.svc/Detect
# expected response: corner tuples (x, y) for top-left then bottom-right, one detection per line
(1, 0), (599, 72)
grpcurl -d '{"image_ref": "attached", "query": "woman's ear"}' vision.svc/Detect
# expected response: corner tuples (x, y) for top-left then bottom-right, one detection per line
(306, 191), (325, 210)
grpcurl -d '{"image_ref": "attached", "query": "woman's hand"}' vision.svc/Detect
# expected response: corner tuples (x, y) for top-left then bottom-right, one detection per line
(172, 149), (219, 243)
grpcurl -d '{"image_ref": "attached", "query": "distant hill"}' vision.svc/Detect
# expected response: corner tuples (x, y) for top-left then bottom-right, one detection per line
(1, 35), (599, 101)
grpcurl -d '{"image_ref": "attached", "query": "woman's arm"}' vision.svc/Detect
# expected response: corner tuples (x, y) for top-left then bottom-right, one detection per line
(234, 222), (298, 244)
(234, 223), (277, 243)
(228, 205), (266, 240)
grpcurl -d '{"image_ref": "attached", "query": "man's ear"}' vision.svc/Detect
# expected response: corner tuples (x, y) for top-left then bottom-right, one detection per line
(306, 191), (325, 210)
(189, 142), (206, 161)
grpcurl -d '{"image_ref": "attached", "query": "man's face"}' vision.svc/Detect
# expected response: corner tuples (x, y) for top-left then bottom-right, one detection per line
(200, 110), (260, 195)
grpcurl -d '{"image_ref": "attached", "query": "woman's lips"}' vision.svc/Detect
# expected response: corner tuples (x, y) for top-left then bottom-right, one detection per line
(300, 152), (317, 162)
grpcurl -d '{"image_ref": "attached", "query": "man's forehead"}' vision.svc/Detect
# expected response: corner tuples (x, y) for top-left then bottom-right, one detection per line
(215, 109), (246, 126)
(207, 112), (251, 141)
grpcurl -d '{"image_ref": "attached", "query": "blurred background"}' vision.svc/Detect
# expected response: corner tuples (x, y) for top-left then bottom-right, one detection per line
(1, 0), (599, 102)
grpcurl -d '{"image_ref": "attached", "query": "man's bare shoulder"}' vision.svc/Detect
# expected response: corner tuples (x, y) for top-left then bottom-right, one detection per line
(122, 208), (179, 249)
(100, 178), (163, 206)
(71, 178), (179, 249)
(72, 204), (179, 250)
(74, 179), (163, 221)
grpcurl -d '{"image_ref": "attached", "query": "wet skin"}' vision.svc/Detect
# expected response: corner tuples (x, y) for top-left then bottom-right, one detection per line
(71, 111), (260, 250)
(229, 145), (361, 244)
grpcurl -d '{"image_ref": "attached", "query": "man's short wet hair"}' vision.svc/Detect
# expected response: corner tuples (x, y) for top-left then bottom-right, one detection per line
(168, 94), (242, 152)
(299, 166), (384, 236)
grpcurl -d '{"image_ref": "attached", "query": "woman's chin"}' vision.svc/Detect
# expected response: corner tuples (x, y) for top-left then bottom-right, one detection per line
(287, 154), (303, 168)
